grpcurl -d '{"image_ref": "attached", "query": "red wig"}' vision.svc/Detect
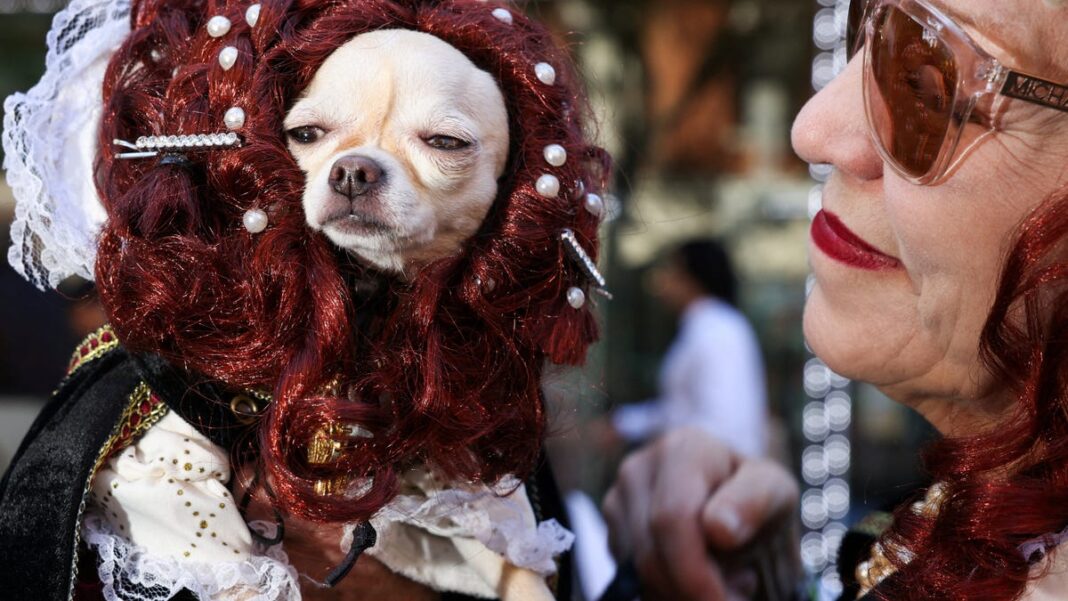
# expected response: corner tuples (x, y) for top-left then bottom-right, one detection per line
(873, 184), (1068, 600)
(94, 0), (609, 522)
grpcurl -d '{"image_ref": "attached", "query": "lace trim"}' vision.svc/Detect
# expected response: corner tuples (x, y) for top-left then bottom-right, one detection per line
(368, 482), (574, 576)
(2, 0), (129, 289)
(82, 514), (301, 601)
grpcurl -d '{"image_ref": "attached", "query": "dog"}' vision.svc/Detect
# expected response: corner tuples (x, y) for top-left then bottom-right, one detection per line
(284, 29), (510, 275)
(282, 29), (556, 601)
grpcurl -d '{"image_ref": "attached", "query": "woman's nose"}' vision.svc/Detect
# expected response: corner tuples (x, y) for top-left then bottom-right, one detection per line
(791, 55), (884, 182)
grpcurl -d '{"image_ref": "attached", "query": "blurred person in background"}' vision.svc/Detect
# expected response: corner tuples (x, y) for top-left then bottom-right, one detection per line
(601, 0), (1068, 600)
(610, 239), (768, 457)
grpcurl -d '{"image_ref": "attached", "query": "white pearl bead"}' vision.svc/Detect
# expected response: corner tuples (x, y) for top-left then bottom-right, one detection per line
(535, 174), (560, 198)
(224, 107), (246, 130)
(245, 3), (261, 27)
(535, 62), (556, 85)
(567, 287), (586, 309)
(475, 276), (497, 293)
(492, 8), (513, 23)
(584, 193), (604, 218)
(543, 144), (567, 167)
(243, 208), (268, 233)
(218, 46), (238, 70)
(206, 15), (232, 38)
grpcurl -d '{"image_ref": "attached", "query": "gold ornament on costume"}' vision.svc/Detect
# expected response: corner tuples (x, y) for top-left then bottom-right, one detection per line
(856, 483), (947, 597)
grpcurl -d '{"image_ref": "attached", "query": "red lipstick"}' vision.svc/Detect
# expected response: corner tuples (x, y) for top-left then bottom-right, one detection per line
(811, 210), (901, 270)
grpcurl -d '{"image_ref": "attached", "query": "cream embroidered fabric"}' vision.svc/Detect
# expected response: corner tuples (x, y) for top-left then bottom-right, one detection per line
(90, 412), (252, 562)
(85, 412), (299, 601)
(85, 412), (572, 600)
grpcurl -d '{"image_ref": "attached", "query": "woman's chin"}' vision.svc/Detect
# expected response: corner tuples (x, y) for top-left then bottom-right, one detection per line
(802, 285), (899, 387)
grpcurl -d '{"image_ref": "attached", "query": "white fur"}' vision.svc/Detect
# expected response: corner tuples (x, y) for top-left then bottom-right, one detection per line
(284, 29), (510, 274)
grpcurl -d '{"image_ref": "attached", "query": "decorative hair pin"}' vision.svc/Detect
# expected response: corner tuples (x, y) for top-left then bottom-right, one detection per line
(113, 133), (242, 159)
(561, 229), (611, 306)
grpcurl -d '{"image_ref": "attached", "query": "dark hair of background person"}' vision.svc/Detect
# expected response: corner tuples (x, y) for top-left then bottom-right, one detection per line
(675, 239), (738, 307)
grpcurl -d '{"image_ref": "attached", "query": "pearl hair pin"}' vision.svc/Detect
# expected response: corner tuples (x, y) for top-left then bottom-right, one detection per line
(536, 174), (561, 198)
(206, 15), (232, 38)
(243, 208), (268, 234)
(224, 107), (246, 130)
(560, 229), (611, 298)
(566, 287), (586, 309)
(112, 132), (242, 159)
(534, 63), (556, 85)
(584, 193), (604, 218)
(492, 8), (513, 24)
(245, 4), (261, 27)
(474, 275), (497, 293)
(543, 144), (567, 167)
(219, 46), (238, 70)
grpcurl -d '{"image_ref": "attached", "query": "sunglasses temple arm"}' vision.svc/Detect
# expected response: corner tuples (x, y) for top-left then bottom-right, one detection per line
(1000, 71), (1068, 114)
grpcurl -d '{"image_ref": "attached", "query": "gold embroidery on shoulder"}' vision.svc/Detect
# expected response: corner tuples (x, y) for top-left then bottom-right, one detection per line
(99, 381), (169, 461)
(67, 325), (120, 375)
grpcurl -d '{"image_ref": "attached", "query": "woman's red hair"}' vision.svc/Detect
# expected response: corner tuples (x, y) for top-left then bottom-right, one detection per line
(94, 0), (609, 522)
(873, 184), (1068, 600)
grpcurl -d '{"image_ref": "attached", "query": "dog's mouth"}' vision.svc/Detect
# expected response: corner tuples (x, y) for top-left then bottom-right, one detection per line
(323, 212), (395, 236)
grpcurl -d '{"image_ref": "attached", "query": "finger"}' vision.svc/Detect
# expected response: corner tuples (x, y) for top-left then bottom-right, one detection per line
(701, 459), (800, 551)
(646, 431), (736, 600)
(603, 447), (657, 560)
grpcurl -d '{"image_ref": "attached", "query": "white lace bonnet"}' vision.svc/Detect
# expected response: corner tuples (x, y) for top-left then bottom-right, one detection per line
(2, 0), (130, 290)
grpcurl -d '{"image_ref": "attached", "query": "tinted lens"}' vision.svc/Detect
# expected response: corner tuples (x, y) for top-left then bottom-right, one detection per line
(866, 5), (958, 179)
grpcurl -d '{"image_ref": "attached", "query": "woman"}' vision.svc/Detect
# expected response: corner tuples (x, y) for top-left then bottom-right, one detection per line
(603, 0), (1068, 599)
(611, 239), (767, 458)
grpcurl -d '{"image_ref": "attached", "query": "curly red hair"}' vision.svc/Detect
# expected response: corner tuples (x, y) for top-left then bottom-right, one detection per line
(94, 0), (609, 522)
(872, 185), (1068, 600)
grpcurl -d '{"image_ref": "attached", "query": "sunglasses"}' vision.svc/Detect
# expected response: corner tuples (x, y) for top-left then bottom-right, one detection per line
(847, 0), (1068, 185)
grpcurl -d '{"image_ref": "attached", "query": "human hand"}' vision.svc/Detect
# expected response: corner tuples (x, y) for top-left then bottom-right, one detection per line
(602, 427), (800, 601)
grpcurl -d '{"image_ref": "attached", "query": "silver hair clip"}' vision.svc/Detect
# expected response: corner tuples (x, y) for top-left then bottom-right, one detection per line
(561, 229), (611, 299)
(113, 133), (242, 159)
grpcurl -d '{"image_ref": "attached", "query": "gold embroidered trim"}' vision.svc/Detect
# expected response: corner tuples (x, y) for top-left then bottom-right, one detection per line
(67, 324), (120, 375)
(104, 382), (169, 460)
(70, 381), (168, 600)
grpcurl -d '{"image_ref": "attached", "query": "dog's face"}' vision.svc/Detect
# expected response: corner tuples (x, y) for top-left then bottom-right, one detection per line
(284, 29), (510, 274)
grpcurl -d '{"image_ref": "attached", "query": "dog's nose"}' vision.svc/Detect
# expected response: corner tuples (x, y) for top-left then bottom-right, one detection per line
(329, 155), (384, 199)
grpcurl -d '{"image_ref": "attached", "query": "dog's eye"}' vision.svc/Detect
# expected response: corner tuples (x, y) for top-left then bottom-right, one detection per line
(424, 135), (471, 151)
(286, 126), (325, 145)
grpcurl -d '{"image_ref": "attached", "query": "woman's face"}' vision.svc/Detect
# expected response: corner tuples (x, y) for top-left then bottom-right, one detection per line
(792, 0), (1068, 430)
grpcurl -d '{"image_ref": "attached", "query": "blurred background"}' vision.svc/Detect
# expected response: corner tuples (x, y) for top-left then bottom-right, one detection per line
(0, 0), (935, 599)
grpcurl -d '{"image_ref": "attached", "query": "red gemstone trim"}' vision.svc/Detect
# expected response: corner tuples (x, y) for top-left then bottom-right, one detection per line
(67, 325), (121, 375)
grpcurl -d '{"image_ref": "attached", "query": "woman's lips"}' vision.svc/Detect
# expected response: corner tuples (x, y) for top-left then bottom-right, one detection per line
(811, 210), (902, 270)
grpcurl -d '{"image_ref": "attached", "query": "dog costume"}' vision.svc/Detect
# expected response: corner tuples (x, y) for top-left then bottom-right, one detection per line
(0, 0), (610, 599)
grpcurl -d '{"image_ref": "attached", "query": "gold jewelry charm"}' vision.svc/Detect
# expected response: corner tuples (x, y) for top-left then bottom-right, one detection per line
(307, 423), (351, 496)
